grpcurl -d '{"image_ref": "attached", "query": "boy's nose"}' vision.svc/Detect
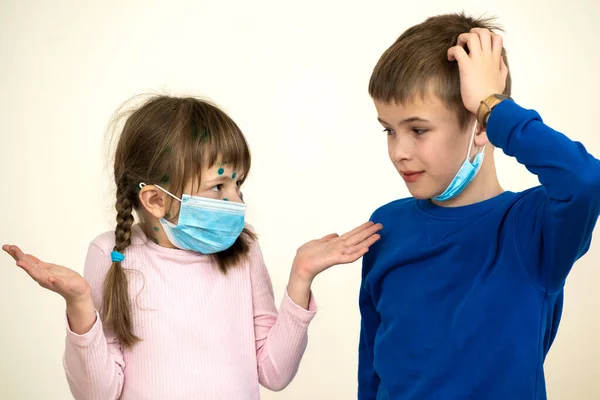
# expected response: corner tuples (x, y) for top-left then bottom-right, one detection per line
(389, 138), (413, 162)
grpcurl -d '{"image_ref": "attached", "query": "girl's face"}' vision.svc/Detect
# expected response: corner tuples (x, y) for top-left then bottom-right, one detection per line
(140, 162), (247, 247)
(184, 163), (245, 204)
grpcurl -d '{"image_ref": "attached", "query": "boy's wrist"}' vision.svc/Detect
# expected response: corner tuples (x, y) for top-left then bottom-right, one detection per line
(476, 94), (511, 128)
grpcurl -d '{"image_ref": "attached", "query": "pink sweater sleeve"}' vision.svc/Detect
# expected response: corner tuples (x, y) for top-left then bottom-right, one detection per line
(63, 243), (125, 400)
(249, 242), (317, 391)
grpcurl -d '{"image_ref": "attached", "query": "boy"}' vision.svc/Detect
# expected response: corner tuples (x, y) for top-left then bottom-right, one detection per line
(359, 13), (600, 399)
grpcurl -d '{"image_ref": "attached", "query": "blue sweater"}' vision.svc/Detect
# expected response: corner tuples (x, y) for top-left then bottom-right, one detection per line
(358, 100), (600, 400)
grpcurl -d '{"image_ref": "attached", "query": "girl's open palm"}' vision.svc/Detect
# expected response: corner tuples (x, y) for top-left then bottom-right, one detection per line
(293, 221), (383, 280)
(3, 245), (91, 303)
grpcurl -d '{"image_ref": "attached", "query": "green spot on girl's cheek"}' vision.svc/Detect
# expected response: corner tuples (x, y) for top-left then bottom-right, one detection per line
(153, 226), (159, 232)
(223, 198), (229, 201)
(232, 172), (237, 179)
(166, 213), (171, 219)
(218, 168), (224, 175)
(152, 237), (159, 244)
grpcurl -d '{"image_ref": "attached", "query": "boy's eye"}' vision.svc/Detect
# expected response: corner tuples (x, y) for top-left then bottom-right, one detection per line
(412, 128), (428, 135)
(383, 128), (394, 135)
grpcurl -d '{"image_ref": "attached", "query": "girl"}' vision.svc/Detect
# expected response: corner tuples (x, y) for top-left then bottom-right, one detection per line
(3, 95), (382, 400)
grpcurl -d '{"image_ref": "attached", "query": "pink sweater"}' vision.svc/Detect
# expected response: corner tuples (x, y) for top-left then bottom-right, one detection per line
(63, 224), (317, 399)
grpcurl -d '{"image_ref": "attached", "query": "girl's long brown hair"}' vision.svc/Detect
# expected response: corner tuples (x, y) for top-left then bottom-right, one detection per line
(103, 95), (255, 347)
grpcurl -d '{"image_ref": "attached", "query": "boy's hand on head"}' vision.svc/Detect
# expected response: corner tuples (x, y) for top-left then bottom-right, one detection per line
(448, 28), (509, 115)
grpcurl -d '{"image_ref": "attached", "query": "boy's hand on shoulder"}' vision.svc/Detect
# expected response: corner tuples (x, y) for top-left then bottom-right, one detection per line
(447, 28), (509, 115)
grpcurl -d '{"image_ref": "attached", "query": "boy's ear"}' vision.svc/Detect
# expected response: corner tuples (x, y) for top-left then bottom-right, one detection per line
(474, 123), (489, 147)
(139, 185), (168, 219)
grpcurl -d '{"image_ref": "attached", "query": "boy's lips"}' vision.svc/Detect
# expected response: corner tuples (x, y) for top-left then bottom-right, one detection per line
(400, 170), (424, 183)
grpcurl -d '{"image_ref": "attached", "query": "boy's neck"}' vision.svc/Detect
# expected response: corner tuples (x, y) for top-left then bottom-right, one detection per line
(430, 158), (504, 208)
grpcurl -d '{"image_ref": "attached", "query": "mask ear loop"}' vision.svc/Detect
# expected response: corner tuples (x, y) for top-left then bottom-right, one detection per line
(139, 182), (182, 203)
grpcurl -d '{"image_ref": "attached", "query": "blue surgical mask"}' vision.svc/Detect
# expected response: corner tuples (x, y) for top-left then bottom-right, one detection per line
(140, 183), (246, 254)
(432, 122), (484, 202)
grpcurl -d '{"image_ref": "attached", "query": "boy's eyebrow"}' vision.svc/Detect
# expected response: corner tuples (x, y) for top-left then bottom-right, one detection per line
(378, 116), (431, 125)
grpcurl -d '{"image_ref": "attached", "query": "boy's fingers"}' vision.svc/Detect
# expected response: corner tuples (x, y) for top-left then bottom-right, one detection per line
(491, 33), (504, 59)
(447, 46), (469, 64)
(456, 32), (481, 56)
(470, 28), (492, 53)
(500, 57), (509, 83)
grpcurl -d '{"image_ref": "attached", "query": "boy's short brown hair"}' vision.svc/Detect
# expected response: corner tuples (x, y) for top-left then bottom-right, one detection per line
(369, 12), (512, 130)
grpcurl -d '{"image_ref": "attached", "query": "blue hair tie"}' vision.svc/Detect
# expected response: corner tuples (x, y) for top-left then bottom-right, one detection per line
(111, 251), (125, 263)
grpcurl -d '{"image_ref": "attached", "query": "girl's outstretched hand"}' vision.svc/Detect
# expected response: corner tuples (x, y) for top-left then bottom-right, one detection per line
(3, 245), (91, 303)
(292, 221), (383, 283)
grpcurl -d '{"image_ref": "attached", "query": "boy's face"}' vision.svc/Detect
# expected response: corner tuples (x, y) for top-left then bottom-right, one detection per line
(374, 92), (479, 200)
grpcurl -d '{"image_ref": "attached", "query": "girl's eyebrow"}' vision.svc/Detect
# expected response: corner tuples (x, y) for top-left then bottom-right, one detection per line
(204, 175), (230, 184)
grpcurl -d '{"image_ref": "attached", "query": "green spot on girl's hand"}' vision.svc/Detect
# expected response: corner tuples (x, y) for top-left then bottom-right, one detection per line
(153, 226), (159, 232)
(232, 172), (237, 179)
(218, 168), (224, 175)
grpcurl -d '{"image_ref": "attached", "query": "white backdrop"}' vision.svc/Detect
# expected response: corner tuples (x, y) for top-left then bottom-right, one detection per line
(1, 0), (599, 398)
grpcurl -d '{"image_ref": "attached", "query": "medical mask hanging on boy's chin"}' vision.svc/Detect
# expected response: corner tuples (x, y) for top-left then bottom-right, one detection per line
(432, 121), (485, 202)
(139, 183), (246, 254)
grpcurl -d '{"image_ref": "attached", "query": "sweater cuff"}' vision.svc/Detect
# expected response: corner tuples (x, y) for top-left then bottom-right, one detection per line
(65, 310), (102, 346)
(486, 99), (541, 150)
(281, 288), (317, 324)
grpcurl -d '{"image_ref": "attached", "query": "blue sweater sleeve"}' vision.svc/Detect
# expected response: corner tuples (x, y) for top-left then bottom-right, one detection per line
(358, 245), (381, 399)
(487, 100), (600, 290)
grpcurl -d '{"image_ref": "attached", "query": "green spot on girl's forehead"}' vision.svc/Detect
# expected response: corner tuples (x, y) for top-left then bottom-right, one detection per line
(218, 168), (225, 175)
(160, 175), (169, 184)
(232, 172), (237, 179)
(153, 226), (159, 232)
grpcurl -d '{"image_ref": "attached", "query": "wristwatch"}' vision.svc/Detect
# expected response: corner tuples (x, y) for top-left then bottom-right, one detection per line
(477, 94), (511, 128)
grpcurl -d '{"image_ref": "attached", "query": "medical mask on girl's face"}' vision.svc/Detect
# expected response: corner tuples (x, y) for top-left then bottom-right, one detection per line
(432, 121), (485, 202)
(140, 183), (246, 254)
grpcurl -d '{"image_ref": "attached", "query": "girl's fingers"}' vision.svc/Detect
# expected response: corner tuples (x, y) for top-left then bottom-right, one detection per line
(344, 234), (381, 255)
(340, 222), (375, 241)
(339, 247), (369, 264)
(343, 223), (383, 246)
(318, 233), (339, 243)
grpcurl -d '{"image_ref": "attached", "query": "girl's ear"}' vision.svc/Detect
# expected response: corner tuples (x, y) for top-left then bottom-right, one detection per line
(139, 185), (168, 219)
